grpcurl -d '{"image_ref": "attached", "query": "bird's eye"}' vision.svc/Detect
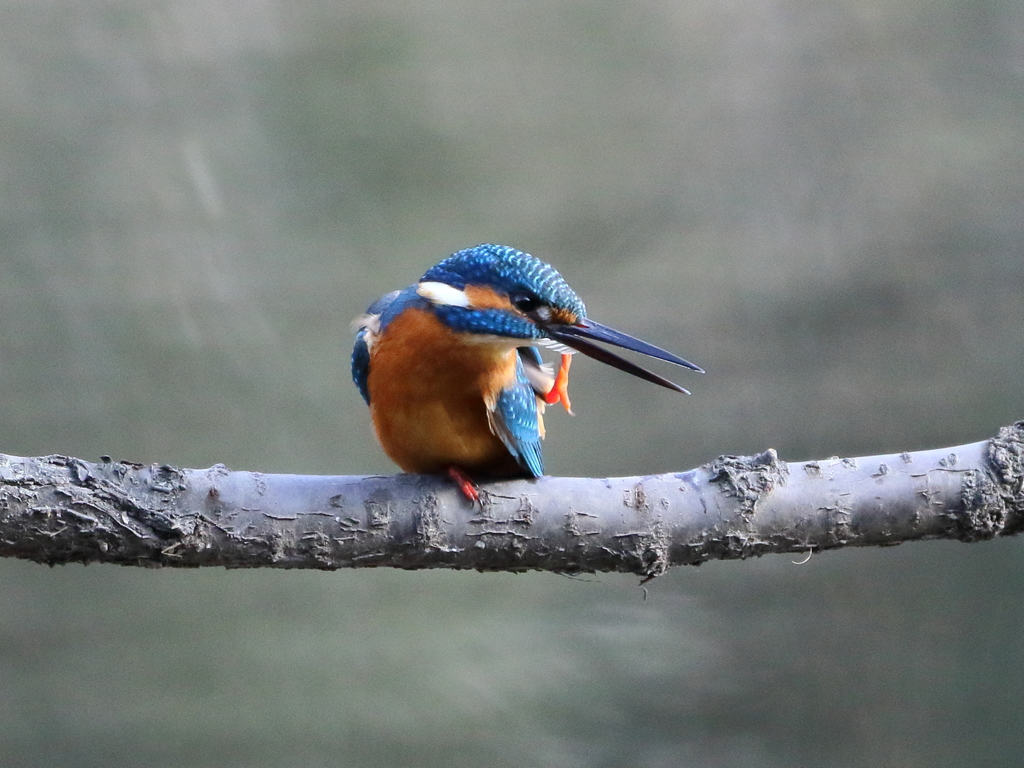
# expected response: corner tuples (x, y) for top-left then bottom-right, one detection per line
(510, 291), (542, 314)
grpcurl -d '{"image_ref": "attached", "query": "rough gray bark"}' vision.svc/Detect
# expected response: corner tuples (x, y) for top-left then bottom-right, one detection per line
(1, 422), (1022, 578)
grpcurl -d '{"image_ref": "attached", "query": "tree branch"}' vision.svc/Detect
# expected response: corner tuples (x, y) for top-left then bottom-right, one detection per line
(1, 422), (1022, 578)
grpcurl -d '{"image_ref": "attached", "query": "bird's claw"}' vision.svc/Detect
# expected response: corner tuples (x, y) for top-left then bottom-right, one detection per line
(544, 353), (574, 415)
(447, 466), (483, 507)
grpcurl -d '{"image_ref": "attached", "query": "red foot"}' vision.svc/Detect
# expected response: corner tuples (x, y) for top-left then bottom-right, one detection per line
(544, 353), (574, 414)
(447, 466), (481, 505)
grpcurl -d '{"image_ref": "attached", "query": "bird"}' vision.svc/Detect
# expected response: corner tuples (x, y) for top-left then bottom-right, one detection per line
(351, 244), (703, 501)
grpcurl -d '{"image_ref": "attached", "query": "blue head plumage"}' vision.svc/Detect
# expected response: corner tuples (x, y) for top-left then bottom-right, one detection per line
(419, 244), (587, 340)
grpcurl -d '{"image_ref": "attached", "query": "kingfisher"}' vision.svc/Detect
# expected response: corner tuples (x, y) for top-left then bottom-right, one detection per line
(352, 244), (703, 501)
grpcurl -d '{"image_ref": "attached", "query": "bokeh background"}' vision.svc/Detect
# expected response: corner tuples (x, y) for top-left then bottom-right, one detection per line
(1, 1), (1023, 766)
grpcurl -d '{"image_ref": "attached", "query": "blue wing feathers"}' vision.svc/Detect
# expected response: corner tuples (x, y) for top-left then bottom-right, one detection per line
(492, 360), (544, 477)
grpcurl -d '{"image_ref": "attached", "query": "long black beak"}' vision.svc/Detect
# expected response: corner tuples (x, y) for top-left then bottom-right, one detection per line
(546, 318), (704, 394)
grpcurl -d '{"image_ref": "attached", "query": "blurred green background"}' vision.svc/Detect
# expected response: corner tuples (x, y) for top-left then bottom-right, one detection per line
(1, 1), (1023, 766)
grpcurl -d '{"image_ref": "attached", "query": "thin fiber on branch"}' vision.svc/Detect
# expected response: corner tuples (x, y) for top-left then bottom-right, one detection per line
(1, 423), (1022, 578)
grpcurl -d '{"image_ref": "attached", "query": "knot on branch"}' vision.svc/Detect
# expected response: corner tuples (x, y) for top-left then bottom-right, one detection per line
(706, 449), (789, 519)
(985, 421), (1024, 535)
(958, 470), (1007, 541)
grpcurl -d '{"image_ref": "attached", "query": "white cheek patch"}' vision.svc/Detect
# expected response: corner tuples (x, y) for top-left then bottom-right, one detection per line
(417, 281), (470, 307)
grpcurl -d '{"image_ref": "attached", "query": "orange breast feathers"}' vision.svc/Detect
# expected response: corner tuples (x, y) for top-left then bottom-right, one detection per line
(365, 306), (531, 476)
